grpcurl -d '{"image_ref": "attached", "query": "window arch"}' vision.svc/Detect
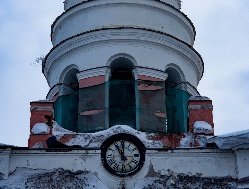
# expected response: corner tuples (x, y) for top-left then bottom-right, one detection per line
(165, 64), (190, 133)
(108, 57), (136, 128)
(54, 67), (79, 132)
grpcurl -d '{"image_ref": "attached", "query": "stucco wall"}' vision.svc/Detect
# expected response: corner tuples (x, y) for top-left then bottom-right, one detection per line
(1, 148), (248, 188)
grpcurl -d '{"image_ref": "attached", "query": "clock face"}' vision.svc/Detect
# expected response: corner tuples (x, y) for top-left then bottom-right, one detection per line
(101, 133), (146, 177)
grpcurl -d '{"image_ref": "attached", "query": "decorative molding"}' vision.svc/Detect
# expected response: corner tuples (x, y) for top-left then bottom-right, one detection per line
(46, 85), (60, 100)
(64, 0), (181, 11)
(51, 0), (194, 45)
(175, 82), (199, 96)
(60, 85), (74, 96)
(77, 67), (108, 80)
(44, 28), (203, 83)
(46, 84), (74, 100)
(137, 67), (168, 80)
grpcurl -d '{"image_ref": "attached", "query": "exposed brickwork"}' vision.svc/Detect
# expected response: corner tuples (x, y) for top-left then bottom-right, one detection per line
(28, 134), (50, 148)
(138, 75), (163, 82)
(150, 134), (183, 148)
(138, 74), (167, 133)
(78, 76), (105, 88)
(188, 99), (214, 135)
(29, 101), (54, 148)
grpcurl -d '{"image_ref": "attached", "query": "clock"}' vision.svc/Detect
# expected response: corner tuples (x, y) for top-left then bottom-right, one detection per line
(100, 133), (146, 177)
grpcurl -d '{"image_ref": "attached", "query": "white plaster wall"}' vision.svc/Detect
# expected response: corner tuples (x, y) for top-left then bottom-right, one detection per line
(45, 29), (202, 88)
(3, 149), (239, 189)
(0, 149), (10, 179)
(146, 150), (237, 178)
(53, 0), (194, 45)
(236, 150), (249, 180)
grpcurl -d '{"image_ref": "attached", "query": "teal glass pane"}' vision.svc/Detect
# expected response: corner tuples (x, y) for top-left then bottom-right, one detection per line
(54, 90), (78, 132)
(165, 86), (190, 133)
(109, 79), (136, 128)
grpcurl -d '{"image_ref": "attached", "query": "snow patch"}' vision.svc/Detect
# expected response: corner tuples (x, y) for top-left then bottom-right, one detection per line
(52, 122), (163, 148)
(31, 123), (50, 134)
(31, 142), (46, 149)
(0, 168), (108, 189)
(189, 95), (210, 101)
(193, 121), (213, 135)
(134, 170), (237, 189)
(180, 133), (194, 148)
(208, 129), (249, 150)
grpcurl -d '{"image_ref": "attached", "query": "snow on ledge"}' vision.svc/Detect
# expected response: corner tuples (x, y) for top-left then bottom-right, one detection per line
(189, 95), (210, 101)
(193, 121), (213, 135)
(52, 122), (163, 148)
(0, 143), (8, 146)
(180, 133), (194, 148)
(208, 129), (249, 150)
(31, 123), (50, 134)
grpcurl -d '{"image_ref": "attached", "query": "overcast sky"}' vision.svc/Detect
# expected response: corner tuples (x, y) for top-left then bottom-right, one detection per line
(0, 0), (248, 146)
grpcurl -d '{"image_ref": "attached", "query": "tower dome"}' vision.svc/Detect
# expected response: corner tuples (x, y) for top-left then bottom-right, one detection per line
(42, 0), (203, 134)
(64, 0), (181, 10)
(52, 0), (193, 46)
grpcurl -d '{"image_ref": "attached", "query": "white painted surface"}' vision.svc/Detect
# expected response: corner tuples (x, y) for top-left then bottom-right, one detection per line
(235, 150), (249, 180)
(53, 0), (194, 45)
(1, 148), (246, 188)
(44, 29), (202, 88)
(64, 0), (182, 10)
(0, 149), (10, 179)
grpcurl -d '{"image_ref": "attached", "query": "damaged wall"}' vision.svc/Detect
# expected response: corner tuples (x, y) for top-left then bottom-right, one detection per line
(1, 148), (248, 189)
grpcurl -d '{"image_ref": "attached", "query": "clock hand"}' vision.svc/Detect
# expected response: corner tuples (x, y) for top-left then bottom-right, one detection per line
(120, 140), (127, 161)
(114, 143), (127, 161)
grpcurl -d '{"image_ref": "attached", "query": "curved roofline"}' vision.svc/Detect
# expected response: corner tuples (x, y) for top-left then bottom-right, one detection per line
(50, 0), (196, 43)
(43, 27), (203, 78)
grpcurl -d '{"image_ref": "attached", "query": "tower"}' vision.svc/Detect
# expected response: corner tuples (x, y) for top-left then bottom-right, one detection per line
(3, 1), (249, 188)
(29, 0), (213, 147)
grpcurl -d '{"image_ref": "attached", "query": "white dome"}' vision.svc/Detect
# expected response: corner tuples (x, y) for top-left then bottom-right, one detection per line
(64, 0), (181, 10)
(53, 0), (193, 46)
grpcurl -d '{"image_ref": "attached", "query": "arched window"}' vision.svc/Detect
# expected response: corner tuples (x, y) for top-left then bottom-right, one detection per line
(54, 68), (79, 132)
(165, 66), (190, 133)
(108, 57), (136, 128)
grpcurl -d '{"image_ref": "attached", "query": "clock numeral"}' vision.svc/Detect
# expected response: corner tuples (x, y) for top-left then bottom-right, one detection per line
(107, 158), (115, 165)
(132, 159), (138, 165)
(113, 163), (119, 171)
(107, 154), (113, 158)
(108, 148), (114, 152)
(128, 164), (133, 169)
(122, 165), (126, 172)
(132, 147), (138, 151)
(134, 154), (139, 157)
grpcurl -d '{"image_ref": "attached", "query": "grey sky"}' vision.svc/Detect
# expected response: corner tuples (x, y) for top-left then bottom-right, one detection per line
(0, 0), (248, 146)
